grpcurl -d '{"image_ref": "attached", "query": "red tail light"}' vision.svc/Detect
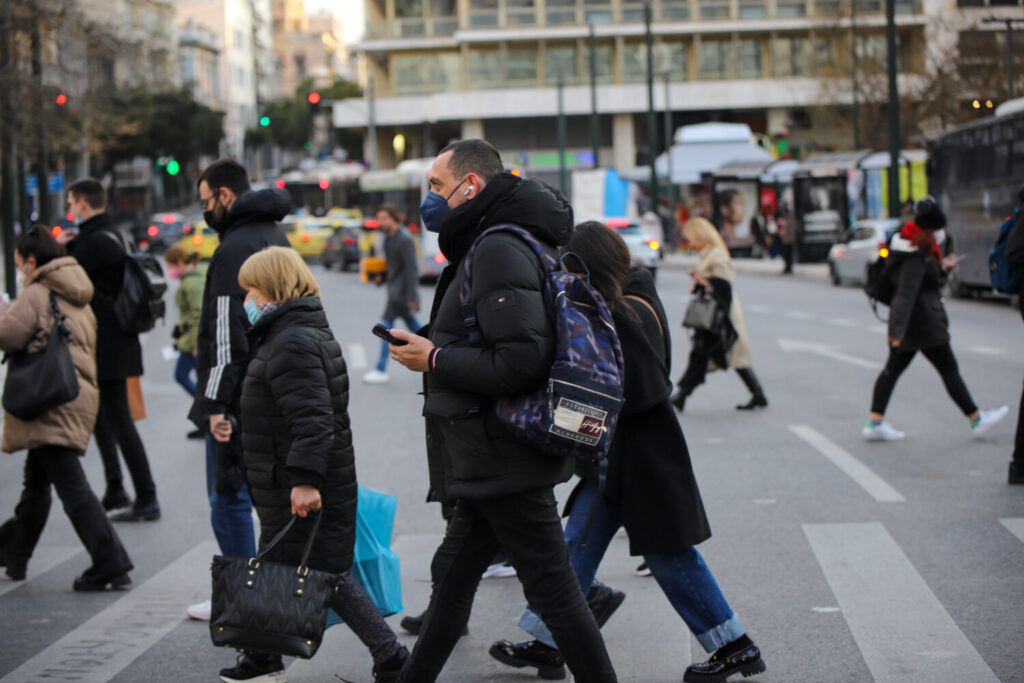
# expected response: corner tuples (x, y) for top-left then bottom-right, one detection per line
(51, 226), (62, 237)
(161, 215), (176, 224)
(342, 236), (357, 247)
(433, 253), (446, 264)
(139, 240), (150, 250)
(183, 225), (192, 234)
(147, 225), (159, 237)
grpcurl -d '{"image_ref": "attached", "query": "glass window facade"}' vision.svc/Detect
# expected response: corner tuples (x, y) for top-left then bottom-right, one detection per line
(545, 43), (578, 84)
(394, 51), (462, 94)
(699, 39), (732, 79)
(506, 46), (539, 84)
(699, 0), (731, 18)
(469, 47), (503, 88)
(506, 0), (537, 25)
(582, 42), (615, 83)
(773, 36), (809, 77)
(660, 0), (691, 20)
(736, 39), (762, 77)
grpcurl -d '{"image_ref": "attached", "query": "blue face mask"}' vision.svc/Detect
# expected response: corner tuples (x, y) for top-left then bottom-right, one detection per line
(419, 178), (466, 233)
(244, 299), (263, 326)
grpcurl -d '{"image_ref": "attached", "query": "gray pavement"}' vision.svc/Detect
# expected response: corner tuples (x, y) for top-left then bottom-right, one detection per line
(0, 262), (1022, 682)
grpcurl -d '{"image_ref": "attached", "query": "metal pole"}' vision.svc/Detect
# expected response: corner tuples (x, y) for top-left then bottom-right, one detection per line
(32, 21), (48, 224)
(644, 0), (659, 216)
(589, 24), (599, 167)
(557, 76), (568, 197)
(851, 0), (860, 149)
(0, 1), (16, 297)
(1007, 21), (1015, 100)
(663, 71), (676, 209)
(885, 0), (900, 218)
(367, 74), (378, 169)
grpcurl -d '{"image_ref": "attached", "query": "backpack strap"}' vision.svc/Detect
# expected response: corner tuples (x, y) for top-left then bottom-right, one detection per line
(97, 229), (128, 253)
(458, 224), (556, 343)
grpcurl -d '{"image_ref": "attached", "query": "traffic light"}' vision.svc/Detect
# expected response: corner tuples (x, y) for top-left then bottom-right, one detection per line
(307, 92), (321, 114)
(55, 93), (67, 106)
(259, 115), (271, 127)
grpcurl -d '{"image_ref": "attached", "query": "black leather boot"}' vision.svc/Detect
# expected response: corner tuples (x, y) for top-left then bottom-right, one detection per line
(684, 636), (766, 682)
(735, 368), (768, 411)
(489, 640), (566, 680)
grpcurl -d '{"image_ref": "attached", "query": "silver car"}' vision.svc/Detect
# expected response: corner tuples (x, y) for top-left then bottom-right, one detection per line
(604, 218), (661, 277)
(827, 218), (902, 286)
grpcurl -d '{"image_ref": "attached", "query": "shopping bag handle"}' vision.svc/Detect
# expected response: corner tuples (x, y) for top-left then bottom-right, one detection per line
(253, 509), (322, 570)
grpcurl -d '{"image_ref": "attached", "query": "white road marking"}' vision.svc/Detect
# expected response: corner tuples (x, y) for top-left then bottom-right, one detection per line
(707, 437), (725, 445)
(777, 338), (882, 370)
(825, 317), (857, 327)
(753, 498), (777, 505)
(967, 345), (1007, 357)
(999, 518), (1024, 544)
(785, 310), (815, 320)
(868, 324), (887, 335)
(804, 523), (999, 683)
(1, 541), (218, 683)
(811, 606), (840, 613)
(0, 546), (83, 598)
(746, 304), (772, 313)
(789, 425), (905, 503)
(346, 342), (368, 370)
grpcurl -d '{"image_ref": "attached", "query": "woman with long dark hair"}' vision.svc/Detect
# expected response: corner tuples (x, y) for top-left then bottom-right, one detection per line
(489, 221), (766, 683)
(0, 226), (133, 590)
(864, 198), (1007, 440)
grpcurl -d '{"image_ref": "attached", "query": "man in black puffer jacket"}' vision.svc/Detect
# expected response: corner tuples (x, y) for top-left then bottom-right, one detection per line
(390, 139), (617, 682)
(187, 159), (291, 615)
(1003, 184), (1024, 484)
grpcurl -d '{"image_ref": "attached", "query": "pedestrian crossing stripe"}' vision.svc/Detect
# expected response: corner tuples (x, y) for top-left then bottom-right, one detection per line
(0, 546), (82, 599)
(0, 541), (217, 683)
(789, 425), (905, 503)
(999, 518), (1024, 545)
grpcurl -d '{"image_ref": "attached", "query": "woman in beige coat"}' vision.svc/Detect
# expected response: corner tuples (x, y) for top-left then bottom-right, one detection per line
(671, 218), (768, 412)
(0, 226), (132, 590)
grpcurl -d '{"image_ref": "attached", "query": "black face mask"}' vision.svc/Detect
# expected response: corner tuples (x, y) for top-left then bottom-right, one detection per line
(203, 198), (227, 234)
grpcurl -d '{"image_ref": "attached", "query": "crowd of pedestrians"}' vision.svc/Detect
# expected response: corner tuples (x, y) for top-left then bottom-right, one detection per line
(0, 138), (1020, 683)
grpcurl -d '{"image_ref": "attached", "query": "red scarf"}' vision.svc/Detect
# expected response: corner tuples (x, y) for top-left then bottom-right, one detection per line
(901, 221), (941, 260)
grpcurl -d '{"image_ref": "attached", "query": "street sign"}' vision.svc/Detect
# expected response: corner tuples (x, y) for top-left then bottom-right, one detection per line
(47, 173), (64, 194)
(25, 176), (38, 196)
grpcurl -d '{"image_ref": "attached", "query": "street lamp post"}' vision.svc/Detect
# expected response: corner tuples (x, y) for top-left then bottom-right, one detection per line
(851, 0), (860, 150)
(663, 71), (676, 214)
(982, 17), (1024, 100)
(589, 24), (600, 168)
(366, 75), (378, 170)
(557, 75), (568, 197)
(644, 0), (659, 217)
(885, 0), (900, 218)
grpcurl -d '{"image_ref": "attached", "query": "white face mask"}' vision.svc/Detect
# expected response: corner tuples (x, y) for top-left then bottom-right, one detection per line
(16, 269), (26, 290)
(934, 229), (946, 245)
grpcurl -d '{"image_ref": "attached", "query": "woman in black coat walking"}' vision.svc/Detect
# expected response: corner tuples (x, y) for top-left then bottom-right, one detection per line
(864, 199), (1007, 441)
(489, 222), (765, 683)
(214, 247), (406, 683)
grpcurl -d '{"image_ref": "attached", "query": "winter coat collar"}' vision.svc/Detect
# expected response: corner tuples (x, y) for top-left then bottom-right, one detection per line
(26, 257), (94, 306)
(249, 297), (326, 339)
(76, 212), (113, 236)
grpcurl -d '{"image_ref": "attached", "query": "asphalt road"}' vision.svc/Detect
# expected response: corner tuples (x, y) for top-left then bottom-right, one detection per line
(0, 255), (1022, 683)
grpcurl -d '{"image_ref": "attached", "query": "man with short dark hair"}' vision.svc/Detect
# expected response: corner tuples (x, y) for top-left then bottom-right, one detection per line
(65, 178), (160, 521)
(363, 203), (420, 384)
(185, 158), (292, 635)
(390, 139), (617, 682)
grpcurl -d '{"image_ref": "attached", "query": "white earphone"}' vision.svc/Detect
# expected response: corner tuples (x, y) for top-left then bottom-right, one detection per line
(465, 186), (474, 196)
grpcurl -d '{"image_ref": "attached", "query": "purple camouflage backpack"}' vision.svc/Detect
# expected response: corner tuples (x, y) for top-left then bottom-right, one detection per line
(459, 224), (625, 462)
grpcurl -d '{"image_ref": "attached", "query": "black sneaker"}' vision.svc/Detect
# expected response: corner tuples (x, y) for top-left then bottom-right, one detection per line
(684, 638), (766, 682)
(219, 652), (286, 683)
(489, 639), (566, 680)
(586, 581), (626, 628)
(109, 500), (161, 522)
(101, 486), (131, 512)
(372, 645), (409, 682)
(1009, 461), (1024, 485)
(72, 572), (131, 591)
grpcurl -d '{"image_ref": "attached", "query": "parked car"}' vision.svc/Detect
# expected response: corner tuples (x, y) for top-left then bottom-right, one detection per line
(322, 218), (362, 271)
(139, 212), (189, 252)
(175, 220), (220, 260)
(418, 228), (446, 283)
(605, 218), (660, 277)
(827, 218), (902, 286)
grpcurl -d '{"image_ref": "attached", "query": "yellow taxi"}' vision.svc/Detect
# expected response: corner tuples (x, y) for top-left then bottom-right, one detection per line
(285, 217), (337, 258)
(175, 220), (220, 259)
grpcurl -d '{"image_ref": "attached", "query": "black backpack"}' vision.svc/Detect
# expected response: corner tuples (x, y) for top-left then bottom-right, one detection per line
(99, 231), (167, 334)
(864, 233), (898, 319)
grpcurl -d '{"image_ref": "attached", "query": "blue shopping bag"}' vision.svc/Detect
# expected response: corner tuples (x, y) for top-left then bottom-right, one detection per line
(327, 486), (403, 628)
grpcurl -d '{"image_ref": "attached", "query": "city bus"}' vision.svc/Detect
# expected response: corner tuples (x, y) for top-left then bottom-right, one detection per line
(928, 97), (1024, 296)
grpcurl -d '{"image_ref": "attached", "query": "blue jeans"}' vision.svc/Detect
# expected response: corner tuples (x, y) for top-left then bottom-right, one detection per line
(518, 479), (744, 653)
(174, 352), (196, 397)
(204, 434), (255, 558)
(375, 314), (422, 372)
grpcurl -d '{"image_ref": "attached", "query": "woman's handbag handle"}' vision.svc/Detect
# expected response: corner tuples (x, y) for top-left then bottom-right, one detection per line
(253, 509), (323, 569)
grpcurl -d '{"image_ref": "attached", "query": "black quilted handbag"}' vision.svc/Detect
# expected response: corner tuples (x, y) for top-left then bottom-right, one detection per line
(210, 511), (337, 658)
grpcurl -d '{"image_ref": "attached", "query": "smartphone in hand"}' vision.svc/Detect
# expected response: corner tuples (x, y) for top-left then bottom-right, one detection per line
(372, 323), (409, 346)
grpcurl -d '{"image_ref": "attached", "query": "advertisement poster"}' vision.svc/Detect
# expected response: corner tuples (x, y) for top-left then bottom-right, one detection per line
(713, 180), (759, 246)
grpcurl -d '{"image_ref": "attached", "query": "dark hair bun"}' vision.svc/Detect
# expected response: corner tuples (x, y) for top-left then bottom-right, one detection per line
(914, 197), (946, 230)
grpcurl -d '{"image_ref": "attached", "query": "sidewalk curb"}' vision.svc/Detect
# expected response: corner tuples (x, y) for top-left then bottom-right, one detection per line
(661, 252), (828, 281)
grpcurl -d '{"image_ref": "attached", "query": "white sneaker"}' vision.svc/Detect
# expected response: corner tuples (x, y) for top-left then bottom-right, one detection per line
(862, 420), (905, 441)
(362, 370), (390, 385)
(634, 562), (652, 577)
(187, 599), (211, 621)
(481, 561), (516, 579)
(972, 405), (1009, 436)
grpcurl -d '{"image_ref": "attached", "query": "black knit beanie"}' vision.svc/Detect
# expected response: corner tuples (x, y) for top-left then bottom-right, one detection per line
(914, 197), (946, 230)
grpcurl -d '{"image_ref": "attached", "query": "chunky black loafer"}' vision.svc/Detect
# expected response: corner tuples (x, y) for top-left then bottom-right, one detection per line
(489, 639), (566, 680)
(684, 642), (765, 682)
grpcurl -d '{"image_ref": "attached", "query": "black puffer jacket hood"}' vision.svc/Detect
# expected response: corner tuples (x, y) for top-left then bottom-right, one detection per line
(222, 188), (291, 235)
(439, 173), (573, 263)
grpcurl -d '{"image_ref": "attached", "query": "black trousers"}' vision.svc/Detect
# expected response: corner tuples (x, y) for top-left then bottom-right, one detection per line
(95, 379), (157, 502)
(781, 242), (794, 272)
(871, 342), (977, 416)
(402, 489), (617, 682)
(6, 445), (133, 579)
(1013, 377), (1024, 466)
(676, 348), (764, 401)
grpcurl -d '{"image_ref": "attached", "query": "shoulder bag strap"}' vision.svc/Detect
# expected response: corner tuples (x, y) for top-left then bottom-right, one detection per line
(253, 509), (323, 566)
(624, 294), (662, 337)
